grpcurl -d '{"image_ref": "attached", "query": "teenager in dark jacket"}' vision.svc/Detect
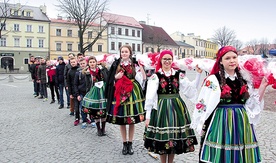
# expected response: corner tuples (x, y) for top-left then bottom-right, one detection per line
(74, 58), (92, 129)
(66, 57), (80, 125)
(64, 53), (75, 111)
(56, 57), (66, 109)
(37, 58), (48, 101)
(29, 56), (37, 96)
(46, 59), (59, 104)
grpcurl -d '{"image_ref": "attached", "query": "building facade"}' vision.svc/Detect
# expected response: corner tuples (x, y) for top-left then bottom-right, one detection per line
(0, 3), (50, 72)
(50, 17), (108, 60)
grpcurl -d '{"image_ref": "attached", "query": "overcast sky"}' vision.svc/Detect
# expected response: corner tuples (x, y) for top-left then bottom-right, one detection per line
(11, 0), (276, 45)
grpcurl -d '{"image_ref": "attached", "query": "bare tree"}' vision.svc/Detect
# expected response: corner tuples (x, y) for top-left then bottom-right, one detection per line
(231, 39), (243, 51)
(247, 39), (258, 54)
(259, 38), (269, 57)
(56, 0), (109, 54)
(212, 26), (236, 47)
(0, 0), (9, 38)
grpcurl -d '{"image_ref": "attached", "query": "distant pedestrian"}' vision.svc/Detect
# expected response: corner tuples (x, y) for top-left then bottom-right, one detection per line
(56, 56), (66, 109)
(37, 58), (48, 102)
(46, 60), (59, 104)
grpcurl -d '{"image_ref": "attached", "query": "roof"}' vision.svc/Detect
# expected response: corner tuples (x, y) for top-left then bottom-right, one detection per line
(175, 41), (194, 48)
(102, 13), (143, 28)
(50, 18), (99, 26)
(0, 3), (50, 21)
(140, 23), (178, 46)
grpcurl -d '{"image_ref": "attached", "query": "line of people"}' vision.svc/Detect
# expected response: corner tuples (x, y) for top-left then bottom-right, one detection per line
(28, 44), (270, 163)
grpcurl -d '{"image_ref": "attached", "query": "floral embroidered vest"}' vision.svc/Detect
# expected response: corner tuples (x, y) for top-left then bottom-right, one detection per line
(119, 64), (135, 79)
(156, 71), (180, 94)
(215, 73), (249, 104)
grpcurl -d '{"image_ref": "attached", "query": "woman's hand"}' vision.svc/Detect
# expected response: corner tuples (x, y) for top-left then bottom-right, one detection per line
(115, 71), (124, 79)
(195, 64), (203, 73)
(145, 119), (150, 128)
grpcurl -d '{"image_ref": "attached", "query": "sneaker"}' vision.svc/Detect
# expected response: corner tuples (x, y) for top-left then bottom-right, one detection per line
(50, 100), (55, 104)
(38, 96), (43, 99)
(58, 105), (64, 109)
(81, 122), (87, 129)
(43, 98), (48, 102)
(34, 95), (38, 98)
(69, 112), (74, 116)
(91, 122), (96, 128)
(74, 119), (79, 126)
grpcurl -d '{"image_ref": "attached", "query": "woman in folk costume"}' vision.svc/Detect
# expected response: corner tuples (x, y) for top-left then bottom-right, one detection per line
(105, 44), (147, 155)
(82, 56), (108, 136)
(144, 50), (202, 163)
(191, 46), (269, 163)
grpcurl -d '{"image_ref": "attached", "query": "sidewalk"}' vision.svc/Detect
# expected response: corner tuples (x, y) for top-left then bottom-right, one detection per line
(0, 74), (275, 163)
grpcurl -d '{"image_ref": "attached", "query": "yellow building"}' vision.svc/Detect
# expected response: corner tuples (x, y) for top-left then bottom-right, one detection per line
(50, 17), (108, 60)
(0, 3), (50, 72)
(205, 40), (218, 59)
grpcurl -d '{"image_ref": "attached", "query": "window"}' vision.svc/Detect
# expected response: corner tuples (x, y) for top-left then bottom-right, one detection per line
(26, 25), (32, 32)
(111, 27), (115, 34)
(0, 38), (6, 46)
(137, 30), (140, 37)
(24, 58), (29, 64)
(132, 43), (135, 52)
(88, 45), (92, 52)
(38, 39), (44, 48)
(137, 44), (141, 52)
(132, 30), (135, 37)
(14, 24), (19, 31)
(56, 29), (61, 36)
(88, 31), (92, 39)
(26, 11), (31, 17)
(14, 38), (20, 47)
(125, 29), (129, 36)
(67, 43), (72, 51)
(67, 30), (72, 37)
(1, 23), (6, 30)
(14, 10), (18, 16)
(111, 42), (115, 50)
(118, 28), (122, 35)
(98, 45), (102, 52)
(27, 39), (32, 47)
(145, 47), (149, 52)
(56, 43), (61, 51)
(38, 26), (44, 33)
(118, 42), (122, 50)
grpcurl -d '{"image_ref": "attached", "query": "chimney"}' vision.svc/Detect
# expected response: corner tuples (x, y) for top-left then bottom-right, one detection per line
(57, 15), (62, 20)
(139, 21), (146, 24)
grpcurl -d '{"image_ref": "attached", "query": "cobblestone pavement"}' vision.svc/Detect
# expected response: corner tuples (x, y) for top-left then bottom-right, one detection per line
(0, 73), (275, 163)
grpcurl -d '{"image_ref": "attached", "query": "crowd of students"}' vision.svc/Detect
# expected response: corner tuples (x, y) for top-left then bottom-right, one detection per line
(28, 45), (270, 163)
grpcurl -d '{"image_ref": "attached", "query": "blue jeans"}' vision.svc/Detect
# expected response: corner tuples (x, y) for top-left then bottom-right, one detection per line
(59, 84), (65, 106)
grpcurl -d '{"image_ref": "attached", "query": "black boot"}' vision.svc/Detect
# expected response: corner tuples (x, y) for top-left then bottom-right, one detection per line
(101, 121), (106, 136)
(127, 141), (134, 155)
(96, 122), (102, 136)
(122, 142), (128, 155)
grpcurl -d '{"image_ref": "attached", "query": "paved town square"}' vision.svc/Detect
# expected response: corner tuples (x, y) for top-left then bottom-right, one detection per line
(0, 72), (275, 163)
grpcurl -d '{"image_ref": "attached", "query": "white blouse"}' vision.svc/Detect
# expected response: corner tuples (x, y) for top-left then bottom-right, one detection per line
(145, 68), (201, 119)
(190, 74), (264, 135)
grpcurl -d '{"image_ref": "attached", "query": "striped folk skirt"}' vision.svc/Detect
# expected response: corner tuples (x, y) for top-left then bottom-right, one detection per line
(200, 104), (261, 163)
(106, 80), (145, 125)
(82, 84), (107, 119)
(144, 94), (198, 155)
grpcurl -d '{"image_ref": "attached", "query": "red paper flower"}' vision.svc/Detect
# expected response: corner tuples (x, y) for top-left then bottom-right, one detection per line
(205, 80), (211, 87)
(240, 85), (248, 95)
(221, 84), (231, 98)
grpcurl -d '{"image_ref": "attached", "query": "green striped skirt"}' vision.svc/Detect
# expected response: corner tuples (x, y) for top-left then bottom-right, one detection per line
(82, 83), (107, 119)
(200, 104), (261, 163)
(106, 80), (145, 125)
(144, 94), (198, 155)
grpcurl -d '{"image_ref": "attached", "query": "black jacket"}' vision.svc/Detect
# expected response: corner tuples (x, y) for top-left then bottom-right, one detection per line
(74, 68), (86, 97)
(55, 62), (66, 85)
(67, 66), (79, 96)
